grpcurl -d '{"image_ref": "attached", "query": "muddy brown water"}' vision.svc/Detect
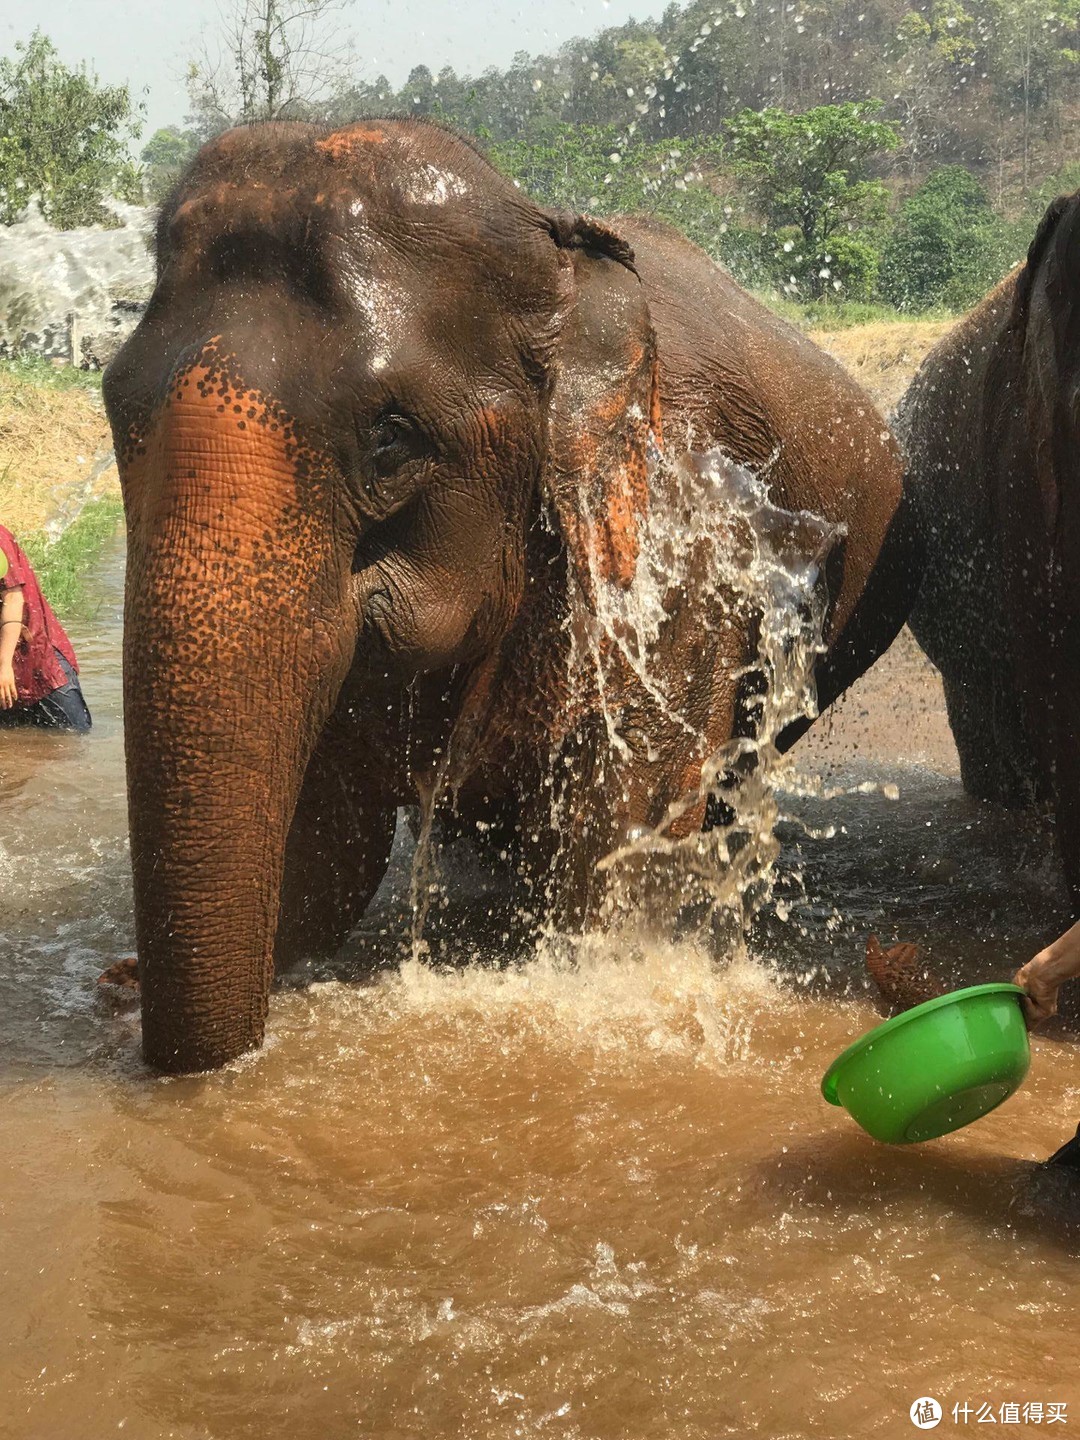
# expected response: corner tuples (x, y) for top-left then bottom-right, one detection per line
(3, 535), (1080, 1440)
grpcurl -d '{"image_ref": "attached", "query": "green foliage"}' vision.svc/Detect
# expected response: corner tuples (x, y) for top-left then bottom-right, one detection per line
(879, 166), (1020, 310)
(21, 498), (123, 616)
(0, 356), (102, 392)
(490, 126), (717, 208)
(821, 235), (881, 301)
(983, 0), (1080, 111)
(111, 160), (146, 205)
(896, 0), (979, 67)
(724, 103), (899, 298)
(488, 124), (738, 262)
(1023, 160), (1080, 220)
(141, 128), (200, 175)
(486, 114), (905, 301)
(484, 116), (1028, 314)
(140, 126), (202, 202)
(0, 31), (142, 227)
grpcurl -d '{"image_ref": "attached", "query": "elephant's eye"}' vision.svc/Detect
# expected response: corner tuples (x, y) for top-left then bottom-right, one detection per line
(370, 412), (421, 472)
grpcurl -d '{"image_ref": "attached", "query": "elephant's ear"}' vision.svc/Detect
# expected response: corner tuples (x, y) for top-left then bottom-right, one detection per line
(542, 213), (662, 597)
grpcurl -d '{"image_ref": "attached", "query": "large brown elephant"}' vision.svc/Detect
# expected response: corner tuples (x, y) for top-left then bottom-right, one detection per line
(104, 119), (911, 1073)
(899, 191), (1080, 908)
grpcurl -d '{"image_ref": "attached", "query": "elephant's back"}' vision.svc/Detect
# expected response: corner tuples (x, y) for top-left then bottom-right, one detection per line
(895, 270), (1017, 497)
(898, 274), (1018, 672)
(616, 214), (904, 645)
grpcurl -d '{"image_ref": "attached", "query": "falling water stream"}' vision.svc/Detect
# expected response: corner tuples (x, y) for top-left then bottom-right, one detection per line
(3, 494), (1080, 1438)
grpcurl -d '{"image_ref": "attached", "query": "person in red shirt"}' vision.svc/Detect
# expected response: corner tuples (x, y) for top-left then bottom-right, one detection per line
(0, 524), (91, 731)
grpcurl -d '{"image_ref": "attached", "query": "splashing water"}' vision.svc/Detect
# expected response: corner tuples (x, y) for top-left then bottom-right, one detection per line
(587, 448), (839, 922)
(0, 201), (153, 361)
(408, 445), (840, 973)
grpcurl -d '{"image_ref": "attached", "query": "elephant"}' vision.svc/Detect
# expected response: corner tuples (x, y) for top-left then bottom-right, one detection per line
(103, 118), (913, 1073)
(898, 191), (1080, 910)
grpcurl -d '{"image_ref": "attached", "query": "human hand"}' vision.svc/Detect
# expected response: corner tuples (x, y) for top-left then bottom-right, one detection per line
(0, 662), (16, 709)
(1013, 918), (1080, 1027)
(1013, 950), (1061, 1026)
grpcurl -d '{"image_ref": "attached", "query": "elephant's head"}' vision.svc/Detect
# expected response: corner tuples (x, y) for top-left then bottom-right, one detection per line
(104, 119), (659, 1072)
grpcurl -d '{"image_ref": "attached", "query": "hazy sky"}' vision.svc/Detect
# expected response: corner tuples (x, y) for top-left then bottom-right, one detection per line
(2, 0), (657, 139)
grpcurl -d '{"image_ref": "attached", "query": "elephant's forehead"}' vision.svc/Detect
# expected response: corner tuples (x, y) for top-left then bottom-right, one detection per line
(314, 122), (489, 212)
(399, 159), (471, 207)
(331, 211), (545, 364)
(330, 186), (544, 286)
(316, 139), (552, 295)
(339, 259), (416, 365)
(168, 174), (544, 299)
(341, 262), (523, 387)
(170, 121), (553, 306)
(163, 128), (555, 372)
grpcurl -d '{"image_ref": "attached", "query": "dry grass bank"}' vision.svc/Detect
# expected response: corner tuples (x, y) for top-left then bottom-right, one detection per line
(0, 365), (117, 540)
(809, 318), (957, 413)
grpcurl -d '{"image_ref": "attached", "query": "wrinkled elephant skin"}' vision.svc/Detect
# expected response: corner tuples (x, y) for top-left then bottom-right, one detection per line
(104, 120), (909, 1072)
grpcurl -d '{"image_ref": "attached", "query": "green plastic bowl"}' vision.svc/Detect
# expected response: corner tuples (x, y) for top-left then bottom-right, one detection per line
(822, 983), (1030, 1143)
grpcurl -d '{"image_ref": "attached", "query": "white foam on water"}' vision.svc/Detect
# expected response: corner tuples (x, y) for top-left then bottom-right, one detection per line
(266, 925), (801, 1089)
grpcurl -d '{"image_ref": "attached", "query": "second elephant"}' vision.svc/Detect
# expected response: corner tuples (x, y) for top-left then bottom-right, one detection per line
(899, 190), (1080, 909)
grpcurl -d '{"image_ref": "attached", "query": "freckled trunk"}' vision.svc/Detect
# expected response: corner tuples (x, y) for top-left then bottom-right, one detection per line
(123, 395), (352, 1073)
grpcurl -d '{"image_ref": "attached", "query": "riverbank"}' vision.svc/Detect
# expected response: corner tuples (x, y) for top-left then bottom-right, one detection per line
(20, 495), (124, 612)
(808, 318), (955, 412)
(0, 358), (115, 529)
(0, 357), (120, 611)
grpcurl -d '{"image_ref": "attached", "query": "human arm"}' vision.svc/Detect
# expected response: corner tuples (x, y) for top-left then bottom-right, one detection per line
(0, 584), (24, 708)
(1013, 918), (1080, 1026)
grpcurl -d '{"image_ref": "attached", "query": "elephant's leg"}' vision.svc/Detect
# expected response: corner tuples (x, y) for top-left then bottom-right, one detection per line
(275, 731), (396, 967)
(940, 665), (1039, 809)
(509, 717), (631, 931)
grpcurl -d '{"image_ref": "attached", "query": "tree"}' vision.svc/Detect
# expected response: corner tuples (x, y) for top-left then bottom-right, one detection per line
(399, 64), (437, 114)
(140, 126), (202, 202)
(186, 0), (352, 136)
(879, 165), (1019, 309)
(0, 30), (143, 227)
(983, 0), (1080, 186)
(656, 0), (764, 134)
(725, 101), (900, 296)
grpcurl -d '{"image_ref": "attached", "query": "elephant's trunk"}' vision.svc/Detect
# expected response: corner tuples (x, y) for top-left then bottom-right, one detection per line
(121, 360), (354, 1072)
